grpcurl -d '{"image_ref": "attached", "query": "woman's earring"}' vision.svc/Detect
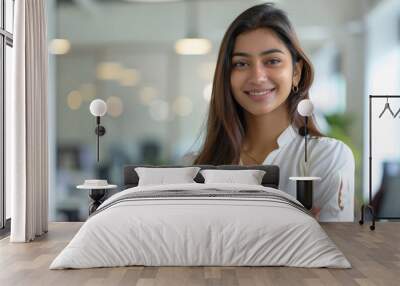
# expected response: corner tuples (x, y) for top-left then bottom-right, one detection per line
(292, 85), (299, 94)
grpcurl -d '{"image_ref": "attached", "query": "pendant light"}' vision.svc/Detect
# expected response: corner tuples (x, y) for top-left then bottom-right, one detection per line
(174, 0), (211, 55)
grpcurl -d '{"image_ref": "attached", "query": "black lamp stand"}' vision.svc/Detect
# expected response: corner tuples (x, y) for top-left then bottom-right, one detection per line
(295, 116), (313, 210)
(95, 116), (106, 162)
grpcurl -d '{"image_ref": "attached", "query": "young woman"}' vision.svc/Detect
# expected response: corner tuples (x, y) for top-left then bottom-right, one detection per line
(193, 3), (355, 222)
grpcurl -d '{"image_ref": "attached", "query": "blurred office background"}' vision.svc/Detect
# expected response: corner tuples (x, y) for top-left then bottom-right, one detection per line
(34, 0), (398, 221)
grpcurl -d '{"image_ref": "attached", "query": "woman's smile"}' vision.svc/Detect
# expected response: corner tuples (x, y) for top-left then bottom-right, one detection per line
(244, 88), (276, 102)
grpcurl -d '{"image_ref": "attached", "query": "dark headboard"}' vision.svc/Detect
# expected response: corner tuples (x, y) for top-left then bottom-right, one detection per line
(123, 165), (279, 189)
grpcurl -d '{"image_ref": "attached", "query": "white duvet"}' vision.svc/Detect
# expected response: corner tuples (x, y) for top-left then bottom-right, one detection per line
(50, 183), (351, 269)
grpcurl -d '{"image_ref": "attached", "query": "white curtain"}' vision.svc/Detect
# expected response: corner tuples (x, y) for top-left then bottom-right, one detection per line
(7, 0), (48, 242)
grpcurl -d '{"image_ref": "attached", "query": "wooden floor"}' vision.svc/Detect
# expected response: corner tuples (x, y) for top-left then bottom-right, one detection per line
(0, 222), (399, 286)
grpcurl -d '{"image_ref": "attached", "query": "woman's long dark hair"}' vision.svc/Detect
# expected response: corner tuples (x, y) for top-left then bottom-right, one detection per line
(194, 3), (323, 165)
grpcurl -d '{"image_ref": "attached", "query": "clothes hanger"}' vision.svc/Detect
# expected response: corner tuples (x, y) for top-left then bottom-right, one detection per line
(378, 97), (395, 118)
(393, 105), (400, 118)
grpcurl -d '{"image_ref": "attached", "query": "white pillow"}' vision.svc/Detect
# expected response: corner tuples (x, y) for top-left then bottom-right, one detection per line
(135, 167), (201, 186)
(200, 169), (266, 185)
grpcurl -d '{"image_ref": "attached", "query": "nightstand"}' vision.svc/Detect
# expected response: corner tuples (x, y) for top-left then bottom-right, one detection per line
(77, 180), (117, 215)
(289, 176), (321, 210)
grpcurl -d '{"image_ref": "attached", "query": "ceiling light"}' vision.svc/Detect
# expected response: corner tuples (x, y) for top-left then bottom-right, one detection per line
(49, 39), (71, 55)
(96, 62), (123, 81)
(175, 38), (212, 55)
(118, 68), (141, 87)
(174, 0), (212, 55)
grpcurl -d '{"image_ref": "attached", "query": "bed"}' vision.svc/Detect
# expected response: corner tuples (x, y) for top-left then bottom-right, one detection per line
(50, 165), (350, 269)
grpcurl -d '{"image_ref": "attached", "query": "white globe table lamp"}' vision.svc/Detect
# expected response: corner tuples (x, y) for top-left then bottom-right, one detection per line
(289, 99), (320, 210)
(89, 99), (107, 162)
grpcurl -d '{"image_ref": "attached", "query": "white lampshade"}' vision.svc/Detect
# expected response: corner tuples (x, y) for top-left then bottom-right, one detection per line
(89, 99), (107, 117)
(297, 99), (314, 117)
(174, 38), (212, 55)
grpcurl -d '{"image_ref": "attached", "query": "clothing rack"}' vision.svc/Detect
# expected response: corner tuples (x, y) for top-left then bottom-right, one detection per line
(360, 95), (400, 230)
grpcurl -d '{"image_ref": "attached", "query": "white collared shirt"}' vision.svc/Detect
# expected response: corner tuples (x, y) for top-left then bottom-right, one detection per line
(240, 124), (355, 222)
